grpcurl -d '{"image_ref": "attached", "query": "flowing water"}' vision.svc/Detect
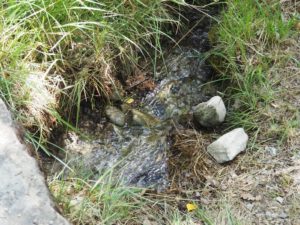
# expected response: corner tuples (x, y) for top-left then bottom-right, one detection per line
(49, 7), (218, 191)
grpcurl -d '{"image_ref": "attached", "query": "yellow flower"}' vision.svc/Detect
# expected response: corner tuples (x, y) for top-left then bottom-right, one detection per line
(186, 203), (197, 212)
(125, 98), (134, 104)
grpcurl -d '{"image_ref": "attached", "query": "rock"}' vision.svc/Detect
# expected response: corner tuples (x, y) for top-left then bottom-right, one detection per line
(143, 48), (214, 121)
(130, 109), (160, 127)
(275, 196), (284, 204)
(193, 96), (226, 127)
(207, 128), (248, 163)
(265, 146), (278, 156)
(265, 211), (278, 218)
(278, 212), (288, 219)
(105, 106), (126, 126)
(245, 203), (254, 211)
(120, 103), (131, 114)
(63, 124), (169, 191)
(0, 99), (70, 225)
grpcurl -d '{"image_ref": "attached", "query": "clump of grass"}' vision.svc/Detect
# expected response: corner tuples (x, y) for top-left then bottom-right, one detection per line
(0, 0), (188, 144)
(209, 0), (298, 142)
(49, 166), (179, 224)
(50, 164), (246, 225)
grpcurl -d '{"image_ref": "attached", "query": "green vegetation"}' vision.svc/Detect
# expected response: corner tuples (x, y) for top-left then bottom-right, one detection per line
(210, 0), (298, 143)
(0, 0), (186, 141)
(1, 0), (299, 224)
(50, 166), (246, 225)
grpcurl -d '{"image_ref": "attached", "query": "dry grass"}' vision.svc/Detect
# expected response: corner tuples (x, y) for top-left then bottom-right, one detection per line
(169, 128), (217, 190)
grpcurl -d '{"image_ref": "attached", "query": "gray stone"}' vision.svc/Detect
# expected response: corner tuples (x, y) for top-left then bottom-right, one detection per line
(278, 212), (288, 219)
(245, 203), (254, 211)
(265, 146), (278, 156)
(105, 106), (126, 127)
(63, 124), (169, 191)
(207, 128), (248, 163)
(265, 211), (278, 218)
(0, 99), (70, 225)
(0, 100), (12, 125)
(193, 96), (226, 127)
(143, 47), (214, 121)
(130, 109), (160, 127)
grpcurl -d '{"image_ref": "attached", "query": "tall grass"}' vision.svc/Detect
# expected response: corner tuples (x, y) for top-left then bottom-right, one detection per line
(0, 0), (188, 144)
(209, 0), (296, 138)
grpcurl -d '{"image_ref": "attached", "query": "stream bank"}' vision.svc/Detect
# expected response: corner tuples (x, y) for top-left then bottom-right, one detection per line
(45, 4), (221, 192)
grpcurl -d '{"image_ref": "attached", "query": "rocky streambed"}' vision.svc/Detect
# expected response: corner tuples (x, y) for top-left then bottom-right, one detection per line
(48, 7), (248, 191)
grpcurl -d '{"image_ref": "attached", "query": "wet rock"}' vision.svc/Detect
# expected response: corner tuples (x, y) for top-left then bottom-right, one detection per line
(0, 99), (70, 225)
(56, 27), (216, 191)
(207, 128), (248, 163)
(143, 48), (214, 121)
(120, 103), (131, 113)
(193, 96), (226, 127)
(63, 124), (169, 190)
(105, 106), (126, 126)
(130, 109), (160, 127)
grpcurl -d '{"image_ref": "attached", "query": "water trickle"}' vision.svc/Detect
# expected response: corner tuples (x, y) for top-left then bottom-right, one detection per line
(52, 10), (217, 191)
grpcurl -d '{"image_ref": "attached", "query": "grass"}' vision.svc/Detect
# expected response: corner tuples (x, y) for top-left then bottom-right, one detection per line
(0, 0), (188, 145)
(1, 0), (299, 224)
(49, 1), (300, 223)
(209, 0), (299, 143)
(49, 165), (247, 225)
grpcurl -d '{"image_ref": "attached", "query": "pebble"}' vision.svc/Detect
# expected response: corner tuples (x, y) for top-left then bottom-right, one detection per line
(265, 146), (278, 156)
(245, 203), (254, 210)
(265, 211), (277, 218)
(275, 196), (284, 204)
(279, 212), (288, 219)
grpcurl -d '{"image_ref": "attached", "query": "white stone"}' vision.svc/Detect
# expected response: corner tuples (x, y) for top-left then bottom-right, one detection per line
(275, 196), (284, 204)
(193, 96), (226, 127)
(265, 146), (278, 156)
(207, 128), (248, 163)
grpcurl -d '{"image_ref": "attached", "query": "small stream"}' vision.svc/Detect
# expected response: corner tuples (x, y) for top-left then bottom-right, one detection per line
(48, 6), (218, 191)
